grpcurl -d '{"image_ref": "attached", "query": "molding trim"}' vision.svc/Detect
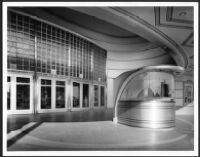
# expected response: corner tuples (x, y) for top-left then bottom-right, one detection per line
(155, 7), (193, 30)
(110, 7), (188, 68)
(166, 7), (193, 24)
(182, 32), (193, 47)
(107, 52), (167, 62)
(43, 8), (137, 39)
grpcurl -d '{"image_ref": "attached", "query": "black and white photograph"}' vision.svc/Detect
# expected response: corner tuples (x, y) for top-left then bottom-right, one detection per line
(2, 1), (198, 156)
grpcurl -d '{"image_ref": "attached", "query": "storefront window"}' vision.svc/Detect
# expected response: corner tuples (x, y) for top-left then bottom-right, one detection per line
(41, 79), (51, 109)
(56, 81), (65, 108)
(73, 82), (80, 108)
(16, 77), (30, 110)
(120, 72), (174, 100)
(83, 84), (89, 107)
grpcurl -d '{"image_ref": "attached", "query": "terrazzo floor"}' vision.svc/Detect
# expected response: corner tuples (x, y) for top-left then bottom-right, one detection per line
(6, 109), (194, 151)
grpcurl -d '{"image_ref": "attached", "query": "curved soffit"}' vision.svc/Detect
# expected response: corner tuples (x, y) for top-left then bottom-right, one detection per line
(71, 7), (188, 68)
(10, 7), (178, 73)
(10, 7), (158, 52)
(107, 7), (188, 68)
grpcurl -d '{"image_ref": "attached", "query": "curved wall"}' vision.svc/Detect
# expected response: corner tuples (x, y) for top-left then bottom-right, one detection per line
(114, 65), (184, 127)
(11, 8), (182, 110)
(12, 8), (176, 76)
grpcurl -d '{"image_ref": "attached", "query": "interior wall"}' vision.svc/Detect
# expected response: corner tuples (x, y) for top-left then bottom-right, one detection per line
(13, 8), (188, 110)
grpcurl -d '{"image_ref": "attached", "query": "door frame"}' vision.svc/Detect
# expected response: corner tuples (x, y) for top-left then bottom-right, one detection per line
(93, 84), (106, 109)
(37, 76), (68, 113)
(7, 73), (33, 115)
(71, 81), (91, 111)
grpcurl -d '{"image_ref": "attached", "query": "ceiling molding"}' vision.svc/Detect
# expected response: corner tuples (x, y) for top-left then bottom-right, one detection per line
(155, 7), (193, 30)
(107, 52), (168, 62)
(43, 8), (137, 39)
(182, 32), (193, 47)
(166, 7), (193, 24)
(110, 7), (188, 68)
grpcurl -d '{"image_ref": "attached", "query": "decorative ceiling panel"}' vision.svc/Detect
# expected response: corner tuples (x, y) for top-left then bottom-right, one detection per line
(155, 7), (193, 29)
(166, 7), (193, 24)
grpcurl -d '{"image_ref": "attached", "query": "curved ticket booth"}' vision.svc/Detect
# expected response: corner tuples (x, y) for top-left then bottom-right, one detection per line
(114, 65), (184, 128)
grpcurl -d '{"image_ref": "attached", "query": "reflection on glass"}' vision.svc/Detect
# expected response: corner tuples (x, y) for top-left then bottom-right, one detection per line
(73, 82), (80, 108)
(17, 77), (30, 83)
(100, 86), (105, 106)
(83, 84), (89, 107)
(184, 84), (193, 104)
(94, 85), (99, 107)
(16, 77), (30, 110)
(41, 79), (51, 109)
(56, 81), (65, 108)
(7, 77), (11, 110)
(120, 72), (173, 100)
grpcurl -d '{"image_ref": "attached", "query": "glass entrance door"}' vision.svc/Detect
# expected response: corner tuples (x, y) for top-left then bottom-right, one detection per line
(83, 84), (89, 108)
(93, 85), (106, 108)
(73, 82), (80, 108)
(16, 77), (30, 110)
(41, 79), (52, 109)
(7, 74), (33, 114)
(56, 81), (65, 108)
(38, 78), (67, 113)
(72, 82), (90, 110)
(100, 86), (105, 107)
(94, 85), (99, 107)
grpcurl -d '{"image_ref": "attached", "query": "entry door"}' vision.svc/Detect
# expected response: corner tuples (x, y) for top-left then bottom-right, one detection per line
(7, 74), (33, 114)
(93, 85), (105, 108)
(72, 82), (90, 110)
(72, 82), (81, 109)
(38, 77), (67, 113)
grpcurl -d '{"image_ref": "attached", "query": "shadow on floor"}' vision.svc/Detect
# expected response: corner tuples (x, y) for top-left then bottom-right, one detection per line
(7, 108), (113, 133)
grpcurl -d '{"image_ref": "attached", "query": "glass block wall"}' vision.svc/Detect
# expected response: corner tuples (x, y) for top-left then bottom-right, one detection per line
(7, 11), (35, 71)
(7, 10), (107, 83)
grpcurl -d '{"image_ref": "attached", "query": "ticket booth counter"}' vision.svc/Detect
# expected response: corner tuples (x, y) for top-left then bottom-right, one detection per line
(114, 65), (184, 128)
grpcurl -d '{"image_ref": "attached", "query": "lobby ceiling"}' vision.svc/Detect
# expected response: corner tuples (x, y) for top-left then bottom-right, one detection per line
(10, 6), (194, 76)
(34, 7), (138, 38)
(69, 6), (194, 75)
